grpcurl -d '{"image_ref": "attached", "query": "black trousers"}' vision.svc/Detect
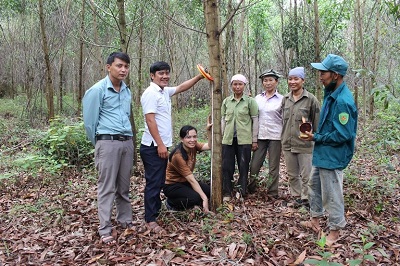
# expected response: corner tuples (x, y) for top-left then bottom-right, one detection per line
(163, 181), (210, 210)
(222, 137), (252, 196)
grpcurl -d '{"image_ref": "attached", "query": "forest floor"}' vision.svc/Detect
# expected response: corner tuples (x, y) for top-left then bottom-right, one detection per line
(0, 144), (399, 265)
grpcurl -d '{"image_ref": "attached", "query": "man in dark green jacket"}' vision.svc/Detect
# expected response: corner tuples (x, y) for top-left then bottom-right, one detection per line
(301, 54), (358, 246)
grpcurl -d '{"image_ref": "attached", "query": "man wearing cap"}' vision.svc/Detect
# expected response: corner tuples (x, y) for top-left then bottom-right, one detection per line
(281, 67), (320, 208)
(301, 54), (358, 246)
(221, 74), (259, 200)
(249, 69), (283, 197)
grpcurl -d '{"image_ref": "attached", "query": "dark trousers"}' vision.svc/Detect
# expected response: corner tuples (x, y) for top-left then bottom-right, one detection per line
(222, 137), (252, 196)
(140, 144), (168, 222)
(163, 181), (210, 210)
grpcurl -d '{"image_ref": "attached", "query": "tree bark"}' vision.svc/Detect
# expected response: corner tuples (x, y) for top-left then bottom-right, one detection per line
(370, 0), (381, 119)
(203, 0), (223, 210)
(116, 0), (138, 169)
(78, 0), (85, 116)
(313, 0), (321, 101)
(356, 0), (366, 125)
(38, 0), (55, 120)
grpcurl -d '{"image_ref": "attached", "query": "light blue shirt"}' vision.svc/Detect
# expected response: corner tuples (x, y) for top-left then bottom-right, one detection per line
(82, 75), (133, 145)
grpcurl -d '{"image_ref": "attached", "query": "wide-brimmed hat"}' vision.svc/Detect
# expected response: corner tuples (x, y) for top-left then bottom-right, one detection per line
(259, 69), (282, 79)
(311, 54), (348, 76)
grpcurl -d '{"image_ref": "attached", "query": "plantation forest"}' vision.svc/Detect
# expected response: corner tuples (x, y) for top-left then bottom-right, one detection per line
(0, 0), (399, 265)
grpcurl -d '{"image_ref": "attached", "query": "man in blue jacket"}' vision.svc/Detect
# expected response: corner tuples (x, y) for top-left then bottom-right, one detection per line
(301, 54), (358, 246)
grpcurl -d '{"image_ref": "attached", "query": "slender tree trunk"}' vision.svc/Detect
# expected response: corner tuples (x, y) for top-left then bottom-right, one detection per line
(78, 0), (85, 115)
(356, 0), (366, 125)
(204, 0), (223, 210)
(279, 0), (288, 78)
(59, 47), (65, 113)
(353, 2), (359, 108)
(313, 0), (321, 101)
(117, 0), (138, 168)
(136, 3), (144, 106)
(38, 0), (55, 120)
(90, 1), (102, 80)
(370, 0), (381, 119)
(235, 0), (246, 72)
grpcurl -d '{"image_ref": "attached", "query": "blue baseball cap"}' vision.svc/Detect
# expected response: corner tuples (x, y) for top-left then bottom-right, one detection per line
(311, 54), (348, 76)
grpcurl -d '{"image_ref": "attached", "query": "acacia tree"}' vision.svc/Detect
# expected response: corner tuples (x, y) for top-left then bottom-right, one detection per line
(203, 0), (244, 210)
(203, 0), (224, 210)
(38, 0), (55, 120)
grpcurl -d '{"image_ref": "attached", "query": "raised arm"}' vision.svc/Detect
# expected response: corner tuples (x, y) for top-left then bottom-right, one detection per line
(173, 74), (204, 95)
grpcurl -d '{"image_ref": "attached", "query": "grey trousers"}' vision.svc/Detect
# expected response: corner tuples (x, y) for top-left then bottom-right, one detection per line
(249, 139), (281, 196)
(309, 167), (346, 230)
(95, 139), (134, 236)
(282, 151), (312, 200)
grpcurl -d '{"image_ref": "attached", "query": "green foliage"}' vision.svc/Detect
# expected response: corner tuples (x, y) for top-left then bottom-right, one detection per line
(304, 236), (343, 266)
(14, 154), (67, 175)
(348, 236), (376, 266)
(35, 117), (94, 170)
(242, 232), (252, 245)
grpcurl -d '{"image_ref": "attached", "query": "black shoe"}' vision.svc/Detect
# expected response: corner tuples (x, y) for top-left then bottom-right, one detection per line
(294, 198), (309, 208)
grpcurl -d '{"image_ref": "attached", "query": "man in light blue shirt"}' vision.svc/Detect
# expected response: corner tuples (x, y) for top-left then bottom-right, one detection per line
(83, 52), (134, 245)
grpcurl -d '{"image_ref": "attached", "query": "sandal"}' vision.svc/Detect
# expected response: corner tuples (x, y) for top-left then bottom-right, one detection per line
(100, 234), (116, 245)
(300, 221), (321, 233)
(147, 222), (166, 234)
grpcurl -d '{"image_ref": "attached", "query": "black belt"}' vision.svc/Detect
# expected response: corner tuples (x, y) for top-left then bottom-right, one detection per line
(96, 134), (132, 141)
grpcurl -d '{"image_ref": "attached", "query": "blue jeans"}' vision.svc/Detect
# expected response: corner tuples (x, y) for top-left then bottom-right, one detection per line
(308, 167), (346, 230)
(222, 138), (252, 196)
(140, 144), (168, 223)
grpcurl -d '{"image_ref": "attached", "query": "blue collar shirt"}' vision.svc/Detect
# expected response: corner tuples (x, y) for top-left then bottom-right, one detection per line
(82, 75), (133, 145)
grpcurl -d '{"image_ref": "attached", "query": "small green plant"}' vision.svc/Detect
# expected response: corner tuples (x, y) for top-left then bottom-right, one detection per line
(347, 236), (375, 266)
(304, 236), (343, 266)
(242, 232), (252, 245)
(35, 117), (94, 170)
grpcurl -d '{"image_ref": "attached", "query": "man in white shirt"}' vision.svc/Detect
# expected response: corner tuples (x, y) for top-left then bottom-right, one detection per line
(140, 61), (204, 233)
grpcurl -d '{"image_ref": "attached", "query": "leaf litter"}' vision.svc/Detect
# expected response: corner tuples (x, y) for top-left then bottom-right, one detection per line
(0, 154), (399, 265)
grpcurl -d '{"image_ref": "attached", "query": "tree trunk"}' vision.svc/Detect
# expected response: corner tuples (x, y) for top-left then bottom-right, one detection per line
(59, 47), (65, 113)
(78, 0), (85, 116)
(235, 0), (246, 73)
(370, 0), (381, 119)
(353, 2), (359, 109)
(135, 3), (144, 106)
(356, 0), (366, 125)
(313, 0), (321, 101)
(116, 0), (138, 169)
(38, 0), (55, 120)
(90, 1), (103, 81)
(203, 0), (223, 211)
